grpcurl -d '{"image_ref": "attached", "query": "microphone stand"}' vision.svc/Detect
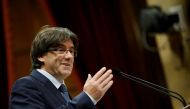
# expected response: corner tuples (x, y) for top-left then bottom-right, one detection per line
(183, 105), (190, 109)
(112, 69), (189, 109)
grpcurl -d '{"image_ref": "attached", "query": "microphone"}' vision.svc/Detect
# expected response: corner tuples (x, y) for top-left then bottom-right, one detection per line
(112, 68), (189, 109)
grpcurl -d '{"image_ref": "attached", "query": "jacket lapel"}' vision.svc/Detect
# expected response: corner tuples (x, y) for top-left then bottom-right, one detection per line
(30, 70), (67, 107)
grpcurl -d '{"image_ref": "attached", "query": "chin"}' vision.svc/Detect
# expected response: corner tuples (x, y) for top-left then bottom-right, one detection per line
(62, 70), (72, 78)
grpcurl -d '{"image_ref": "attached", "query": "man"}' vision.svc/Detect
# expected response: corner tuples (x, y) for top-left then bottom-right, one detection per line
(9, 26), (113, 109)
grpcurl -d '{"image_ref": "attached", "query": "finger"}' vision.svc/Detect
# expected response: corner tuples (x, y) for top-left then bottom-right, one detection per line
(102, 80), (113, 92)
(97, 69), (112, 84)
(100, 74), (113, 88)
(92, 67), (106, 80)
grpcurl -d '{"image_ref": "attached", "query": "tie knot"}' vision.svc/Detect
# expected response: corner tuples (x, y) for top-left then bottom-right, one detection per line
(59, 84), (67, 93)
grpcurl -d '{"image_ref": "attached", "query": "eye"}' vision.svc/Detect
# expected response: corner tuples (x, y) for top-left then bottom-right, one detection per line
(68, 49), (74, 54)
(56, 48), (65, 52)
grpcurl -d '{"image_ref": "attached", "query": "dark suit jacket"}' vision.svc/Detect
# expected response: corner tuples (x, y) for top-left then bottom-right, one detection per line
(9, 69), (95, 109)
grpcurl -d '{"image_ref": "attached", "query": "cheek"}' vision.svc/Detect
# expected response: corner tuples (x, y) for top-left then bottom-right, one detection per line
(57, 56), (64, 62)
(71, 58), (74, 63)
(48, 56), (60, 67)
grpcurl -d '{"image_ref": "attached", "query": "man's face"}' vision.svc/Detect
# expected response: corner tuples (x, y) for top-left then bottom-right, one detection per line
(38, 39), (75, 81)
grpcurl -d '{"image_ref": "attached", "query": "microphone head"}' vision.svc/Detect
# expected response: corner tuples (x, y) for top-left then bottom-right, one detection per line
(112, 68), (123, 77)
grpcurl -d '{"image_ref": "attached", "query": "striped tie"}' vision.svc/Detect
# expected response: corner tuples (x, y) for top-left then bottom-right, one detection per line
(58, 84), (70, 102)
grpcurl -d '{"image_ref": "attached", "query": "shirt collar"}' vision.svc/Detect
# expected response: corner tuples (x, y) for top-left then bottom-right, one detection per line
(37, 69), (65, 89)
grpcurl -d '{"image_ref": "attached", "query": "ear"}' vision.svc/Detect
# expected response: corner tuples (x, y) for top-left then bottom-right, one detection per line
(38, 57), (45, 62)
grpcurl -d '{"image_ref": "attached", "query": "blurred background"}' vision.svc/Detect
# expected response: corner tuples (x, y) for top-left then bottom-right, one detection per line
(1, 0), (190, 109)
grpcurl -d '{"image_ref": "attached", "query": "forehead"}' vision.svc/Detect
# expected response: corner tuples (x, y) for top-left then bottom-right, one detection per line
(59, 39), (74, 48)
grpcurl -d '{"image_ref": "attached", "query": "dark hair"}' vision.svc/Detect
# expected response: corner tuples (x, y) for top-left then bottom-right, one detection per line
(30, 25), (78, 69)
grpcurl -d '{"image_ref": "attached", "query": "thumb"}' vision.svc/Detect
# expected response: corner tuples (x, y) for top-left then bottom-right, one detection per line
(84, 74), (92, 87)
(83, 74), (92, 92)
(86, 74), (92, 82)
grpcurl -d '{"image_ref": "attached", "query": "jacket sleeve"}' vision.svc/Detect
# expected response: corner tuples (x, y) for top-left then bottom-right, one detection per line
(66, 92), (96, 109)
